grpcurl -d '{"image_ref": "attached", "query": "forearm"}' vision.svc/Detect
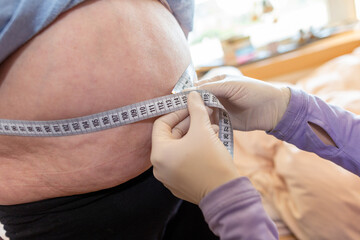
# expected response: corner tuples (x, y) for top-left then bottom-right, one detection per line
(199, 177), (279, 240)
(269, 87), (360, 176)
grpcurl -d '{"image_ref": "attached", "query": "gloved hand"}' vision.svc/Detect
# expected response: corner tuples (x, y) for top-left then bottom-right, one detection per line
(151, 91), (240, 204)
(194, 74), (291, 131)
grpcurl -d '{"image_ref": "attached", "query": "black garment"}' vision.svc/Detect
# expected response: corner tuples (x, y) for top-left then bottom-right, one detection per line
(0, 168), (218, 240)
(164, 200), (219, 240)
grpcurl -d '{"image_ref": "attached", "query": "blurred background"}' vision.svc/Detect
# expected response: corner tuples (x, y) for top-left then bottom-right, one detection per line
(190, 0), (360, 80)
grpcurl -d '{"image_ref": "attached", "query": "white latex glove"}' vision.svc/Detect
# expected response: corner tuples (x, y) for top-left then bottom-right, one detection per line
(194, 75), (291, 131)
(151, 91), (240, 204)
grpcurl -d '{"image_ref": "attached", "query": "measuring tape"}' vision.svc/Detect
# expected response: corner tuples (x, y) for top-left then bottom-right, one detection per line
(171, 63), (198, 94)
(0, 64), (234, 156)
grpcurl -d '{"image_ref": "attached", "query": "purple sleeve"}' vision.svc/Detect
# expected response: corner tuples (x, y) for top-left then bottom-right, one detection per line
(268, 87), (360, 176)
(199, 177), (279, 240)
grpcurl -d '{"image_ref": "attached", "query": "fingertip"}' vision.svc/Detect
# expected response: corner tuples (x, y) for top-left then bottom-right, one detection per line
(211, 124), (219, 134)
(187, 91), (212, 127)
(188, 90), (201, 99)
(205, 106), (214, 116)
(155, 109), (189, 129)
(189, 89), (208, 109)
(188, 91), (205, 108)
(194, 80), (206, 87)
(196, 75), (227, 85)
(193, 81), (201, 87)
(151, 119), (170, 140)
(183, 86), (197, 92)
(152, 109), (189, 141)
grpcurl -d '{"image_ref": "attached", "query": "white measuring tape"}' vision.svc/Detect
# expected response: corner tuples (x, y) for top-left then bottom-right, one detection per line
(0, 64), (234, 156)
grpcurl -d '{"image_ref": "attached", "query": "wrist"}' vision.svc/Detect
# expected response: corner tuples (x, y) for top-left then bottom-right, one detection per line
(202, 174), (244, 203)
(273, 86), (291, 130)
(204, 167), (241, 201)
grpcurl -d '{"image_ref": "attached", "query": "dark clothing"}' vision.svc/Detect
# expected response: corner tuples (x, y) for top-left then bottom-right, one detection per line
(0, 169), (218, 239)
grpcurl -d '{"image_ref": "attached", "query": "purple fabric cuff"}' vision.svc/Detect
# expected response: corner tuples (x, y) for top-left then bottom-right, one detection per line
(267, 87), (360, 176)
(199, 177), (260, 220)
(267, 87), (307, 141)
(199, 177), (279, 239)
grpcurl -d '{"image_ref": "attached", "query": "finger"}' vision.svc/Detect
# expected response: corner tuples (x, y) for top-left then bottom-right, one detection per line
(172, 116), (190, 138)
(183, 86), (197, 92)
(152, 109), (189, 140)
(211, 124), (219, 135)
(208, 107), (219, 125)
(187, 91), (212, 128)
(196, 80), (239, 102)
(156, 108), (189, 129)
(172, 106), (214, 138)
(194, 74), (227, 86)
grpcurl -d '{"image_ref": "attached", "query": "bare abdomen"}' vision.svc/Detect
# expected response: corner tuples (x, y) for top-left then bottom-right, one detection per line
(0, 0), (191, 204)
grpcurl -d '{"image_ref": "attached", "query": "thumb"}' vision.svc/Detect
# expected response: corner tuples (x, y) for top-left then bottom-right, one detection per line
(187, 91), (212, 129)
(152, 108), (189, 141)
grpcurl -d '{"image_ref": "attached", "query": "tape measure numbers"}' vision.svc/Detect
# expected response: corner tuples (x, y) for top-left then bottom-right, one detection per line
(0, 64), (234, 156)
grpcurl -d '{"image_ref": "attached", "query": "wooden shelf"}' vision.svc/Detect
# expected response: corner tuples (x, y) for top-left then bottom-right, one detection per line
(196, 30), (360, 80)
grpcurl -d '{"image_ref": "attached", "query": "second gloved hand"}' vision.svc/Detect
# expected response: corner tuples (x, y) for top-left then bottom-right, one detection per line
(194, 74), (291, 131)
(151, 91), (240, 204)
